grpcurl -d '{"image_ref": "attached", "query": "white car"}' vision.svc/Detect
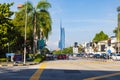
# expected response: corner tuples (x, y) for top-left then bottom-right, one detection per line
(111, 54), (120, 60)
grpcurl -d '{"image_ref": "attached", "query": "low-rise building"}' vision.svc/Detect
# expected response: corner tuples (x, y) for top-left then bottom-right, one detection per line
(83, 36), (118, 54)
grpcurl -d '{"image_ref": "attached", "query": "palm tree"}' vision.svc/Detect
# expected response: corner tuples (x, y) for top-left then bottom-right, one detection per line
(37, 0), (52, 40)
(14, 0), (52, 53)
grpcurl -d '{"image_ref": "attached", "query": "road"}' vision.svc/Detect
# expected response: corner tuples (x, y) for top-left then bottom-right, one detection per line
(0, 57), (120, 80)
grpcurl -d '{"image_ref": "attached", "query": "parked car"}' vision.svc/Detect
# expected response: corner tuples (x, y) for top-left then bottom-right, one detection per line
(76, 53), (84, 57)
(93, 54), (101, 58)
(13, 54), (22, 63)
(46, 54), (54, 60)
(100, 53), (109, 59)
(82, 54), (88, 58)
(111, 54), (120, 60)
(57, 54), (68, 60)
(88, 53), (94, 58)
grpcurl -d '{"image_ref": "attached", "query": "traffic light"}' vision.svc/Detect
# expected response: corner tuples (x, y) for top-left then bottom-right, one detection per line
(74, 42), (78, 47)
(108, 39), (111, 46)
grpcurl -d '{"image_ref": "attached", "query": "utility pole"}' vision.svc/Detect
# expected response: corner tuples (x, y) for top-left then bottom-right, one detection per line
(23, 0), (28, 65)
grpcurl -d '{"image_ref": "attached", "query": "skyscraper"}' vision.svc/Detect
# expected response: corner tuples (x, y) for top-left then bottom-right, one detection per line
(58, 23), (65, 50)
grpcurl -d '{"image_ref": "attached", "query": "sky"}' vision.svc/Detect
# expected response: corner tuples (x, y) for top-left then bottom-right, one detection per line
(1, 0), (120, 50)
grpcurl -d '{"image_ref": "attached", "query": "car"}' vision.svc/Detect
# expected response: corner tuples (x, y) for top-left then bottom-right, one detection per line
(88, 53), (94, 58)
(57, 54), (68, 60)
(100, 53), (109, 59)
(46, 54), (54, 60)
(13, 54), (22, 63)
(76, 53), (84, 57)
(111, 54), (120, 60)
(93, 54), (101, 58)
(83, 54), (88, 58)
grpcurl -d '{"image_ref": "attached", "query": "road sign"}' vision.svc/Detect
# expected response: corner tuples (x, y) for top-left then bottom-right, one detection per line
(107, 49), (111, 54)
(37, 39), (45, 49)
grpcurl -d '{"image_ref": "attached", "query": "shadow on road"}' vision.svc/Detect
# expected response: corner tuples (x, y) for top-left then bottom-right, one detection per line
(0, 67), (120, 80)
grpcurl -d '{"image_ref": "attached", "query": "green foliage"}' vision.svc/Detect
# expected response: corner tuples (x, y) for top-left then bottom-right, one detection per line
(0, 3), (21, 53)
(0, 58), (6, 62)
(114, 13), (120, 41)
(41, 48), (50, 54)
(33, 54), (45, 62)
(53, 47), (73, 54)
(13, 0), (52, 53)
(53, 50), (61, 54)
(37, 0), (51, 10)
(93, 31), (108, 42)
(62, 47), (73, 54)
(113, 10), (120, 40)
(38, 9), (52, 39)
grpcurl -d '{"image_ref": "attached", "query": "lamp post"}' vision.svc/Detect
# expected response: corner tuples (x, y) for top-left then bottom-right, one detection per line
(23, 0), (28, 64)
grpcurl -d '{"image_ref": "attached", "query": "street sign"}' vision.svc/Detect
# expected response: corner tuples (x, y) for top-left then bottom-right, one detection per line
(6, 53), (15, 57)
(107, 49), (111, 54)
(37, 39), (45, 49)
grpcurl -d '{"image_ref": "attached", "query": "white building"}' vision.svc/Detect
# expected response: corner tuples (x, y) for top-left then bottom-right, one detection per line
(83, 36), (117, 54)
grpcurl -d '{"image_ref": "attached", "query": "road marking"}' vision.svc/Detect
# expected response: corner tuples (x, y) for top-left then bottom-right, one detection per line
(105, 66), (120, 69)
(48, 61), (106, 65)
(84, 72), (120, 80)
(30, 62), (46, 80)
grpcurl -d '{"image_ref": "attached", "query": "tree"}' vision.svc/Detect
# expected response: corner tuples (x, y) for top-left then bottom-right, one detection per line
(0, 3), (21, 54)
(13, 0), (52, 53)
(62, 47), (73, 54)
(92, 31), (108, 42)
(37, 0), (52, 39)
(114, 7), (120, 41)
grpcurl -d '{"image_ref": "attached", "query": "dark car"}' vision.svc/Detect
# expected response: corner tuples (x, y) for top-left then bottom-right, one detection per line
(88, 53), (94, 58)
(46, 54), (54, 60)
(93, 54), (101, 58)
(100, 53), (109, 59)
(57, 54), (68, 60)
(13, 54), (22, 62)
(76, 53), (84, 57)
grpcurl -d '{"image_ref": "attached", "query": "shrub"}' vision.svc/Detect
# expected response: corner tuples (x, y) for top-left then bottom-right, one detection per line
(33, 54), (45, 63)
(0, 58), (6, 62)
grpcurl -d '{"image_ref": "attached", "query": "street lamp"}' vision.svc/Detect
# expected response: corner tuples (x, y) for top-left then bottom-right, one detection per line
(17, 0), (28, 64)
(23, 0), (28, 64)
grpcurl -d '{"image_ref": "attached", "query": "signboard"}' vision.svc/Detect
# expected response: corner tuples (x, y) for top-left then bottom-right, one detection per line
(6, 53), (15, 57)
(107, 49), (111, 54)
(37, 39), (45, 49)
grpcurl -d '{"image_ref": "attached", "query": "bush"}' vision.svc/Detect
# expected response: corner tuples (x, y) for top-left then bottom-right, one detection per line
(33, 54), (45, 63)
(0, 58), (6, 62)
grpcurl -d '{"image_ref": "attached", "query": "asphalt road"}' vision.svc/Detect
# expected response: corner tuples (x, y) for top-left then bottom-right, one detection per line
(0, 57), (120, 80)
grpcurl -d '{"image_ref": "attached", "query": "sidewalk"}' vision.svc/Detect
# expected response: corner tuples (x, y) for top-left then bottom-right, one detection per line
(0, 61), (39, 67)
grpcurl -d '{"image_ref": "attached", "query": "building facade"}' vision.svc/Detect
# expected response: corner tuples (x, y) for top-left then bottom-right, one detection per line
(83, 36), (117, 54)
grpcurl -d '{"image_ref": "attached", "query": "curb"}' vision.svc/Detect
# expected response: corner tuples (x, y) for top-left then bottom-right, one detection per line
(0, 62), (39, 67)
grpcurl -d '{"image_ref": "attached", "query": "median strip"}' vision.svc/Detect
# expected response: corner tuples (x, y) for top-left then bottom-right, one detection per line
(30, 62), (46, 80)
